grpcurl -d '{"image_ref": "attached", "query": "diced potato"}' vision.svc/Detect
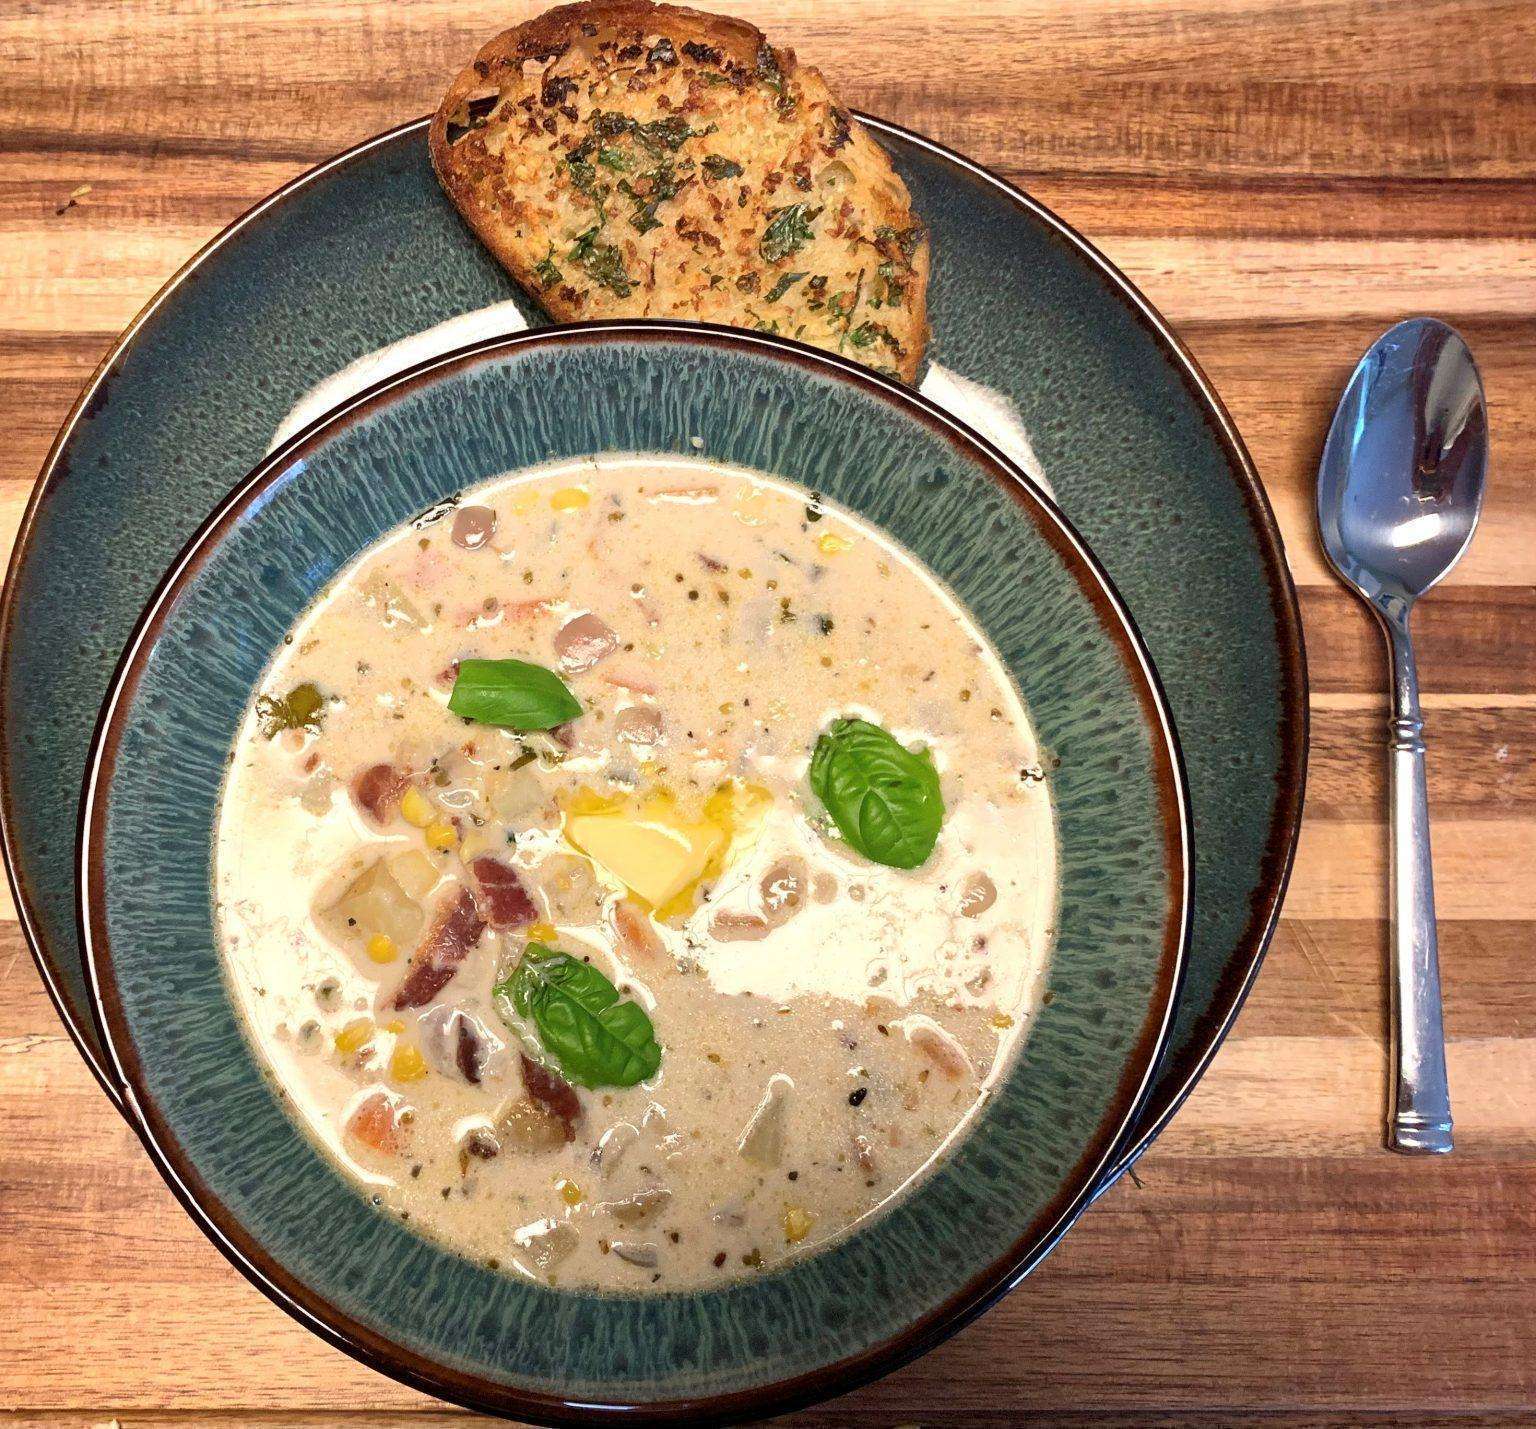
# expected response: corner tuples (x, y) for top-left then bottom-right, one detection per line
(488, 760), (544, 824)
(387, 849), (439, 900)
(327, 859), (423, 951)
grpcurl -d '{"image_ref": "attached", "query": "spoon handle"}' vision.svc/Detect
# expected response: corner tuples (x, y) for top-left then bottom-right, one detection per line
(1383, 612), (1453, 1154)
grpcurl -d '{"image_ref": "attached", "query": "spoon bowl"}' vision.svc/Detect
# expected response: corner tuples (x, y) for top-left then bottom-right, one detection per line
(1318, 318), (1488, 614)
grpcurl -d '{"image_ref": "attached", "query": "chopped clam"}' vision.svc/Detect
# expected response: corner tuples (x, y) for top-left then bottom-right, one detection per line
(594, 1185), (672, 1225)
(711, 1199), (747, 1228)
(589, 1121), (640, 1177)
(495, 1097), (569, 1153)
(554, 612), (619, 673)
(760, 856), (808, 923)
(613, 703), (664, 749)
(512, 1217), (578, 1275)
(417, 1004), (507, 1084)
(958, 871), (998, 918)
(710, 909), (772, 942)
(738, 1074), (793, 1167)
(450, 504), (496, 550)
(904, 1020), (973, 1081)
(611, 1241), (659, 1268)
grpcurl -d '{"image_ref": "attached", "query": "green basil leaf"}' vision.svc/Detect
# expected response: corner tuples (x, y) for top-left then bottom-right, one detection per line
(494, 944), (661, 1089)
(447, 658), (581, 730)
(808, 717), (944, 869)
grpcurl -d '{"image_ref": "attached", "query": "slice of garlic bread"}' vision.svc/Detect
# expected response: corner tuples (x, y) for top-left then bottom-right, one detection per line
(430, 0), (929, 381)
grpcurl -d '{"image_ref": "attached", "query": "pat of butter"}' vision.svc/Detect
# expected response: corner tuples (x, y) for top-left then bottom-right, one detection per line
(567, 802), (725, 909)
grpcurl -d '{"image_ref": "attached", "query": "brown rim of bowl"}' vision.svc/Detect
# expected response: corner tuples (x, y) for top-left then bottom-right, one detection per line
(1, 109), (1305, 1179)
(79, 320), (1192, 1426)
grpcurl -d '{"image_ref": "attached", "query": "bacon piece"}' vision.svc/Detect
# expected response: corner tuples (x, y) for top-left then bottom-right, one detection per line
(550, 721), (578, 749)
(351, 763), (409, 824)
(520, 1053), (582, 1141)
(455, 1016), (484, 1085)
(392, 886), (485, 1009)
(470, 855), (538, 930)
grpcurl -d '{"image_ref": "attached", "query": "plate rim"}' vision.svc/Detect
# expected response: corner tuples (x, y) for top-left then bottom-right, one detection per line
(0, 110), (1307, 1178)
(79, 319), (1194, 1425)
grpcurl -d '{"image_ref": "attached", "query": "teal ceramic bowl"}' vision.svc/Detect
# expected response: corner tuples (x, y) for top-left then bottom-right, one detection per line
(81, 323), (1189, 1424)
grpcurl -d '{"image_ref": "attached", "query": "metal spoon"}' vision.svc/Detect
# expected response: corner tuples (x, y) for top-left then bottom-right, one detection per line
(1317, 317), (1488, 1155)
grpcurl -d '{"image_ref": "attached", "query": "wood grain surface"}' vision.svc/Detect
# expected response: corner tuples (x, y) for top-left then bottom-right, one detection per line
(1, 0), (1532, 1424)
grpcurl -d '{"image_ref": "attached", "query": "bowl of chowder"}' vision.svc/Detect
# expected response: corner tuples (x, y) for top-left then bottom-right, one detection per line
(82, 323), (1189, 1424)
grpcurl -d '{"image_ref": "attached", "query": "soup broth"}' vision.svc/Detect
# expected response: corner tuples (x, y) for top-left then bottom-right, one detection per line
(215, 454), (1056, 1292)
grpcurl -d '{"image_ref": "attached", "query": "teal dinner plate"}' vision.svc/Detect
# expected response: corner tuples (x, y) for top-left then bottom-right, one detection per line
(80, 323), (1191, 1421)
(0, 115), (1305, 1190)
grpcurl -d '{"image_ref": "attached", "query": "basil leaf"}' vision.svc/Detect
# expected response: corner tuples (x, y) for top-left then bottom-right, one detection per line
(494, 945), (661, 1089)
(448, 658), (581, 730)
(808, 717), (944, 869)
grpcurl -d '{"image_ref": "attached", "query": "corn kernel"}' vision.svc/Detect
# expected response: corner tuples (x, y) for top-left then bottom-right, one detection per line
(816, 531), (852, 555)
(365, 933), (397, 964)
(389, 1042), (428, 1083)
(551, 486), (591, 512)
(334, 1018), (373, 1055)
(558, 1178), (583, 1206)
(424, 818), (458, 851)
(991, 1012), (1015, 1029)
(400, 786), (433, 828)
(528, 921), (557, 944)
(782, 1205), (815, 1244)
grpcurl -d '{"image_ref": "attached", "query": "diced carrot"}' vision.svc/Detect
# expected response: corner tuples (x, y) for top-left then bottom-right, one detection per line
(614, 897), (665, 961)
(345, 1089), (409, 1155)
(601, 670), (657, 695)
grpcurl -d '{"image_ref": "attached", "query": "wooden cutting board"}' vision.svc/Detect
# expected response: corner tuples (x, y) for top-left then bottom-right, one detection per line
(1, 0), (1532, 1423)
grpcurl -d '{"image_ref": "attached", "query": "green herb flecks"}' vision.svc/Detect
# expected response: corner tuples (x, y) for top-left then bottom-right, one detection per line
(533, 246), (562, 289)
(495, 945), (662, 1089)
(588, 110), (714, 156)
(597, 146), (633, 172)
(809, 717), (944, 869)
(702, 153), (743, 180)
(447, 659), (581, 731)
(765, 270), (807, 302)
(618, 160), (685, 234)
(759, 203), (822, 263)
(255, 682), (325, 739)
(570, 226), (633, 297)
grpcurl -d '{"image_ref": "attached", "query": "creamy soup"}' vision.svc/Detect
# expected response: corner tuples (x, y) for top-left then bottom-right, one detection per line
(214, 454), (1057, 1292)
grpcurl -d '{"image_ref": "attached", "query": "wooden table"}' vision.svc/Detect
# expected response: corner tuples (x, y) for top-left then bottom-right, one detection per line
(2, 1), (1532, 1423)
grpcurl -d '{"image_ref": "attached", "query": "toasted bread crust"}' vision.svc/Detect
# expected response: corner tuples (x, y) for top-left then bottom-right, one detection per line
(430, 1), (929, 382)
